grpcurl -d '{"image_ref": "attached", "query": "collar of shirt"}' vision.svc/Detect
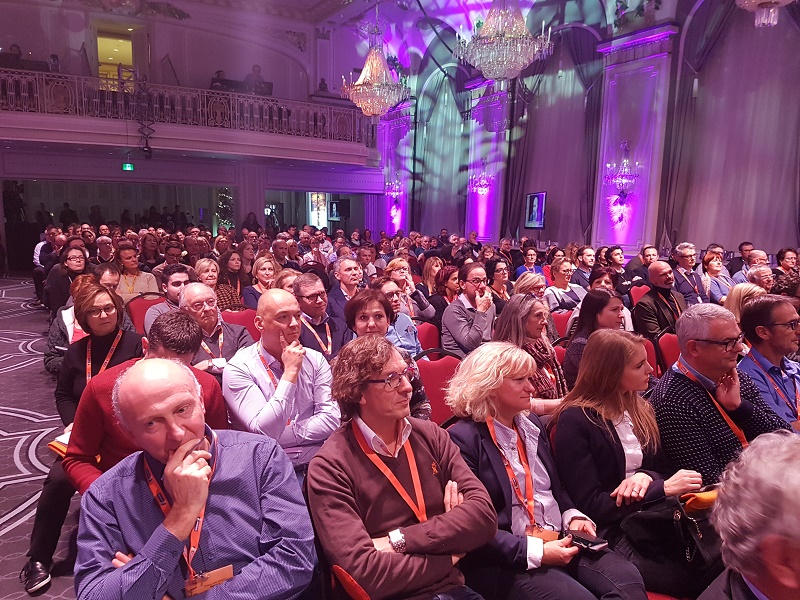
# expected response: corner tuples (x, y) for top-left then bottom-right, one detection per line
(674, 355), (717, 392)
(742, 576), (770, 600)
(259, 344), (283, 375)
(143, 423), (217, 493)
(302, 311), (328, 326)
(353, 416), (412, 458)
(457, 293), (475, 311)
(204, 320), (223, 340)
(746, 346), (800, 378)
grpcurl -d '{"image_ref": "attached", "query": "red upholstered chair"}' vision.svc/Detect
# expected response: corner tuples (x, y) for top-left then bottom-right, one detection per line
(411, 273), (422, 285)
(647, 593), (687, 600)
(631, 285), (650, 306)
(415, 350), (461, 425)
(125, 292), (165, 334)
(221, 308), (259, 342)
(642, 338), (659, 376)
(554, 345), (567, 365)
(416, 322), (441, 353)
(551, 312), (571, 338)
(656, 330), (680, 374)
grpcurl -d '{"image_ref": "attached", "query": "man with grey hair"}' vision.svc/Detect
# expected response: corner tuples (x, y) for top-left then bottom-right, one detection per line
(732, 248), (769, 284)
(649, 303), (789, 485)
(745, 264), (775, 292)
(327, 256), (363, 322)
(672, 242), (709, 305)
(698, 431), (800, 599)
(74, 359), (316, 599)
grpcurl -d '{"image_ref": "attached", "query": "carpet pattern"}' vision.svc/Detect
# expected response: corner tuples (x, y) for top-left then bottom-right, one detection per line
(0, 278), (78, 599)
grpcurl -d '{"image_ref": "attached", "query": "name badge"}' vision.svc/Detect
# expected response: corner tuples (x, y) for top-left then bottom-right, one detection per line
(185, 564), (234, 597)
(525, 524), (559, 542)
(210, 357), (227, 372)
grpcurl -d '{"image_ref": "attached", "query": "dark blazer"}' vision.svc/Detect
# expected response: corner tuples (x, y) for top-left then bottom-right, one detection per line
(727, 257), (746, 277)
(632, 288), (686, 339)
(298, 315), (352, 360)
(552, 407), (669, 538)
(697, 569), (758, 600)
(448, 416), (575, 579)
(326, 283), (348, 322)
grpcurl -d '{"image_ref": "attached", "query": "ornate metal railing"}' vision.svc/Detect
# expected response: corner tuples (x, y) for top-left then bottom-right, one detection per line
(0, 68), (376, 148)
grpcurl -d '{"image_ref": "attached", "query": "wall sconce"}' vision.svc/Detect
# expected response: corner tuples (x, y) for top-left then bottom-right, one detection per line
(469, 158), (493, 195)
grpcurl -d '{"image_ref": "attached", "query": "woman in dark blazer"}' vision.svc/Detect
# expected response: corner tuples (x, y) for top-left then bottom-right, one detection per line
(446, 341), (647, 600)
(550, 329), (716, 597)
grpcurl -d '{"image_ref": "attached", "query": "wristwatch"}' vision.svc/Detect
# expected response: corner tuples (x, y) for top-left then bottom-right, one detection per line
(388, 528), (406, 554)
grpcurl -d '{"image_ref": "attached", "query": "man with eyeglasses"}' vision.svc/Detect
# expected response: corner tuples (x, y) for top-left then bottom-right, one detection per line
(732, 249), (769, 285)
(737, 295), (800, 430)
(672, 242), (709, 305)
(293, 272), (351, 360)
(306, 335), (496, 600)
(179, 283), (252, 384)
(650, 304), (789, 485)
(151, 241), (195, 288)
(90, 235), (114, 265)
(442, 263), (495, 358)
(144, 264), (192, 335)
(223, 289), (339, 476)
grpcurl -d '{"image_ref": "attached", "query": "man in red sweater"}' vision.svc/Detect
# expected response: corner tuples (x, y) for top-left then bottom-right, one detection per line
(63, 311), (228, 494)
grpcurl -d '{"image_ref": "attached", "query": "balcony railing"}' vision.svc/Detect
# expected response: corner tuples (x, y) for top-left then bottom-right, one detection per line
(0, 68), (376, 148)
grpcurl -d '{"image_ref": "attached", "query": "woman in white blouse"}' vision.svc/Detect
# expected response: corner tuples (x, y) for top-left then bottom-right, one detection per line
(543, 258), (587, 314)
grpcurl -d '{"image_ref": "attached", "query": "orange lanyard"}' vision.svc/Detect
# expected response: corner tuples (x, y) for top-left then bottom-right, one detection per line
(402, 293), (415, 317)
(86, 330), (123, 383)
(656, 291), (682, 321)
(352, 422), (427, 523)
(300, 317), (332, 355)
(257, 348), (279, 387)
(676, 362), (748, 448)
(486, 417), (537, 528)
(143, 431), (218, 581)
(200, 327), (223, 359)
(747, 356), (799, 418)
(677, 270), (701, 298)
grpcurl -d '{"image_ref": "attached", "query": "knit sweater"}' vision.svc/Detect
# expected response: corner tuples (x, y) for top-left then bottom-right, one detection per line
(649, 369), (790, 485)
(306, 418), (497, 600)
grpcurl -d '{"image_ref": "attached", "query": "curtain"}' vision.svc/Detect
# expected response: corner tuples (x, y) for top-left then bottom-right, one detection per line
(659, 0), (736, 248)
(677, 9), (800, 249)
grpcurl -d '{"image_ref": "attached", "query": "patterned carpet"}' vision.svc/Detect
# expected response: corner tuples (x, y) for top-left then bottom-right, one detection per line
(0, 278), (78, 599)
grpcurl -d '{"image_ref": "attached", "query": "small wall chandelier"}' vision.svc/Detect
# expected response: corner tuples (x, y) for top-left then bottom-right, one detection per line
(385, 172), (403, 199)
(454, 0), (553, 81)
(735, 0), (792, 27)
(603, 141), (639, 197)
(470, 159), (494, 195)
(342, 4), (410, 120)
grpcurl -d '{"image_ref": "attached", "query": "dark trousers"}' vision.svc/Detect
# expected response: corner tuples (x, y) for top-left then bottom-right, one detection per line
(432, 586), (485, 600)
(32, 266), (46, 301)
(475, 549), (646, 600)
(27, 458), (76, 565)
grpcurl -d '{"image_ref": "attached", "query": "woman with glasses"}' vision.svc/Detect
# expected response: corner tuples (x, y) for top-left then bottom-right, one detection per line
(113, 241), (158, 304)
(442, 262), (496, 358)
(544, 258), (587, 315)
(46, 244), (90, 318)
(21, 283), (143, 594)
(773, 247), (798, 280)
(486, 258), (513, 315)
(550, 330), (714, 597)
(243, 255), (279, 309)
(384, 257), (435, 319)
(194, 257), (240, 311)
(703, 252), (735, 305)
(446, 342), (647, 600)
(370, 277), (423, 357)
(515, 246), (544, 279)
(345, 289), (430, 419)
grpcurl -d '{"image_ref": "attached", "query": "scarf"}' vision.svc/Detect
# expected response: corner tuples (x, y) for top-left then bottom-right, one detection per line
(523, 338), (569, 399)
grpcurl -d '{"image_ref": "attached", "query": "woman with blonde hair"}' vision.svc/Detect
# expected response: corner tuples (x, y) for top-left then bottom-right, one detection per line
(194, 257), (240, 311)
(417, 255), (443, 298)
(384, 257), (435, 319)
(271, 268), (300, 292)
(212, 235), (229, 257)
(514, 272), (559, 340)
(550, 329), (710, 597)
(242, 255), (278, 309)
(724, 282), (766, 322)
(447, 341), (647, 600)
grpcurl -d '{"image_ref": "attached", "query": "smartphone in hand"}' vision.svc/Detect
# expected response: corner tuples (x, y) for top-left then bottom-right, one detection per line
(565, 530), (609, 552)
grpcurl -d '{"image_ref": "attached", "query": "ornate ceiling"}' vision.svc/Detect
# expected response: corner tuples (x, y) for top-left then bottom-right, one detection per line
(176, 0), (360, 23)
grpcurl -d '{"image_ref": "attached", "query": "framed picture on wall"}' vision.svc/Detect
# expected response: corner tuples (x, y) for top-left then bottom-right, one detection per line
(328, 199), (341, 222)
(525, 192), (546, 229)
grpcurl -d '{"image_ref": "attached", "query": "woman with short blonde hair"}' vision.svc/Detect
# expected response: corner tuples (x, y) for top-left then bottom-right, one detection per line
(725, 282), (766, 322)
(194, 258), (240, 310)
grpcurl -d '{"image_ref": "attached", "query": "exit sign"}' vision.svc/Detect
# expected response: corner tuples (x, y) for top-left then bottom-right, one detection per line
(122, 162), (134, 171)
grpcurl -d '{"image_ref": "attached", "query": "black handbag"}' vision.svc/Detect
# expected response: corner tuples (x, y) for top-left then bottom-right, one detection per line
(619, 495), (721, 568)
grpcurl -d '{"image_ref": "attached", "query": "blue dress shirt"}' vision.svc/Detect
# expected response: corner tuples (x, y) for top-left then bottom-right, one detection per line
(738, 347), (800, 428)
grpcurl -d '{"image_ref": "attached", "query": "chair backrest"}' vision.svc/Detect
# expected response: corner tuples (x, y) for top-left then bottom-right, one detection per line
(642, 337), (659, 376)
(554, 345), (567, 365)
(125, 292), (165, 334)
(631, 285), (650, 306)
(416, 322), (441, 353)
(221, 308), (259, 342)
(416, 354), (461, 425)
(411, 273), (422, 285)
(656, 331), (680, 374)
(551, 312), (571, 338)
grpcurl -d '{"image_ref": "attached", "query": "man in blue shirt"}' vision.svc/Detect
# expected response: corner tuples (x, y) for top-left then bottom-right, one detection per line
(737, 295), (800, 430)
(74, 359), (315, 600)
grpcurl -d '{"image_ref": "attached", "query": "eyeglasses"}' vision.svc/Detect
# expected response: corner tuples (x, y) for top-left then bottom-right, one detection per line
(298, 291), (327, 302)
(494, 267), (509, 273)
(393, 266), (409, 273)
(680, 253), (697, 259)
(189, 297), (217, 311)
(367, 365), (415, 390)
(560, 269), (575, 275)
(466, 278), (488, 286)
(383, 290), (402, 300)
(66, 256), (85, 262)
(765, 319), (800, 330)
(693, 332), (745, 352)
(87, 304), (117, 318)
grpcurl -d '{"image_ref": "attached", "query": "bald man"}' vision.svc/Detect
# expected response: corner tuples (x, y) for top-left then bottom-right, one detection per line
(632, 261), (687, 339)
(223, 289), (339, 476)
(74, 359), (315, 600)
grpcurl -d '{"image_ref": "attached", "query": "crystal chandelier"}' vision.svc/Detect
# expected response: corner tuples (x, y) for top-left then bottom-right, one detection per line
(735, 0), (792, 27)
(385, 172), (403, 199)
(470, 159), (494, 195)
(604, 141), (639, 196)
(342, 5), (410, 120)
(454, 0), (553, 81)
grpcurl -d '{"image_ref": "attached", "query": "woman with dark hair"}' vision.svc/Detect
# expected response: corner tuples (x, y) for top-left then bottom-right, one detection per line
(428, 264), (459, 331)
(442, 262), (495, 358)
(138, 232), (163, 271)
(596, 246), (610, 267)
(20, 283), (143, 594)
(773, 247), (797, 280)
(344, 288), (430, 419)
(606, 245), (642, 305)
(562, 288), (625, 389)
(515, 246), (544, 279)
(446, 342), (648, 600)
(566, 267), (634, 336)
(542, 247), (566, 286)
(486, 258), (513, 315)
(217, 249), (249, 299)
(417, 255), (443, 299)
(45, 244), (90, 318)
(477, 243), (495, 265)
(240, 211), (261, 234)
(369, 277), (423, 357)
(237, 241), (255, 275)
(550, 330), (712, 597)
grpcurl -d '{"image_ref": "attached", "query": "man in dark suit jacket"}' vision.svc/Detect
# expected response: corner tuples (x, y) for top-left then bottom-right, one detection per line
(672, 242), (709, 304)
(633, 261), (687, 338)
(726, 241), (753, 278)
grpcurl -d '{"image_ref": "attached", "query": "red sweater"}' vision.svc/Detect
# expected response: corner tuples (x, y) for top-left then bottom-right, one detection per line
(62, 358), (229, 494)
(307, 418), (497, 600)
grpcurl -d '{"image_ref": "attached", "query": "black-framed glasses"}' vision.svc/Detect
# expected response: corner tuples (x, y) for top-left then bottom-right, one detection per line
(297, 290), (327, 302)
(466, 278), (488, 286)
(765, 319), (800, 330)
(383, 290), (402, 300)
(694, 332), (745, 352)
(366, 365), (414, 390)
